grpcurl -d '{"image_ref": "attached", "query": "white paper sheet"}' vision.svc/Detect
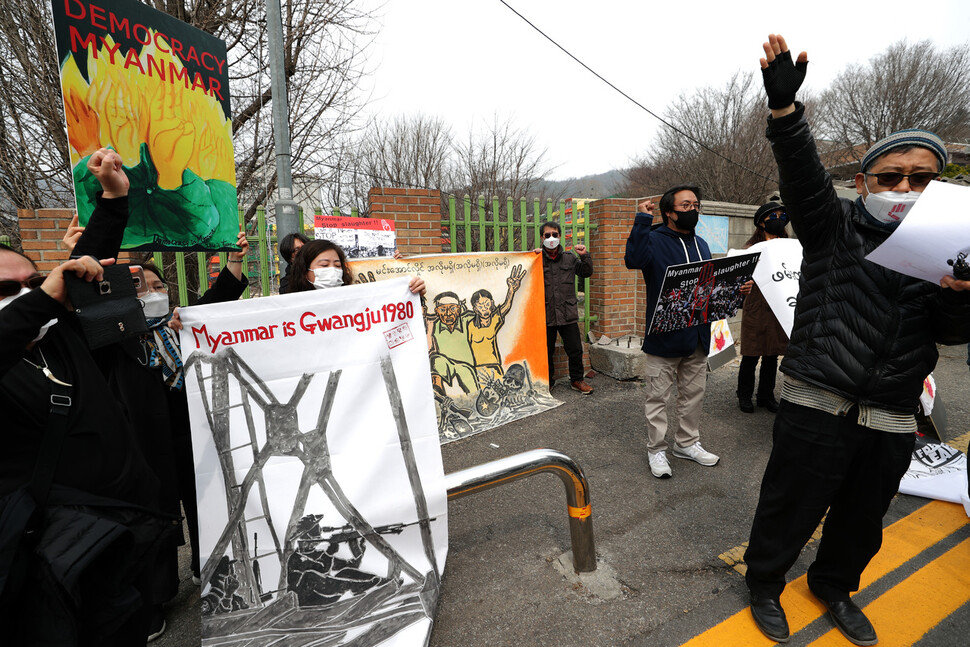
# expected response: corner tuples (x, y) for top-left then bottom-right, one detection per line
(865, 181), (970, 283)
(730, 238), (803, 337)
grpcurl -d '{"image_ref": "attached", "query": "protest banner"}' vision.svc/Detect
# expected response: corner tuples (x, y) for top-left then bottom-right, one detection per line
(314, 214), (396, 258)
(898, 436), (968, 505)
(51, 0), (239, 251)
(353, 252), (560, 443)
(647, 253), (759, 335)
(866, 181), (970, 283)
(178, 278), (446, 646)
(730, 238), (804, 337)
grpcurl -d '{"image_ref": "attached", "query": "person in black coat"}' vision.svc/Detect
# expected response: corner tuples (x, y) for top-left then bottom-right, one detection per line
(743, 35), (970, 646)
(0, 149), (164, 645)
(69, 151), (250, 641)
(536, 220), (594, 394)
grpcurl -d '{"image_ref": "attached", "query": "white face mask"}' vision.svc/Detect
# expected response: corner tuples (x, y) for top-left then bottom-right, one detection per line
(139, 291), (171, 319)
(542, 236), (560, 250)
(862, 189), (920, 225)
(311, 267), (344, 289)
(0, 287), (57, 342)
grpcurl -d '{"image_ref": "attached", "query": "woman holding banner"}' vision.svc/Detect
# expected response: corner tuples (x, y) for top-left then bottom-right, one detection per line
(737, 202), (790, 413)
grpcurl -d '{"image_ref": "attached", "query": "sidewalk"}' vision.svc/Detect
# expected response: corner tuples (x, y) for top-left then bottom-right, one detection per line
(157, 345), (970, 646)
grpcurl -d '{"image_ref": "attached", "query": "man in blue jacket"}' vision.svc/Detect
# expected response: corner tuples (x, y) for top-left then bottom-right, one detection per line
(624, 185), (720, 479)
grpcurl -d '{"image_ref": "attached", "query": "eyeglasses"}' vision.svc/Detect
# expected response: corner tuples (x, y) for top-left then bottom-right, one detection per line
(865, 172), (936, 189)
(0, 274), (44, 298)
(541, 232), (559, 239)
(676, 202), (701, 210)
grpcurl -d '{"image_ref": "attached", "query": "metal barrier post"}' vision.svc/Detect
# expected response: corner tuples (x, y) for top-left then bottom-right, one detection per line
(444, 448), (596, 573)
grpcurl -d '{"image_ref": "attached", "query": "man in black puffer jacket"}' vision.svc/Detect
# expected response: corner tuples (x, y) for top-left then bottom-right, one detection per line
(744, 35), (970, 646)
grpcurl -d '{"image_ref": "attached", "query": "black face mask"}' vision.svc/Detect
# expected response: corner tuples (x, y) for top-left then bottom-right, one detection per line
(672, 209), (699, 231)
(764, 218), (787, 236)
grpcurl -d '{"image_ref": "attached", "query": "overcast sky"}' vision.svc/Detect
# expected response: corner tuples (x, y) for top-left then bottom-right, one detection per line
(357, 0), (970, 181)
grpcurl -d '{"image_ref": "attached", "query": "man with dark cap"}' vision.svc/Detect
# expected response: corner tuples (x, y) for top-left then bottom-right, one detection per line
(743, 34), (970, 645)
(736, 201), (790, 414)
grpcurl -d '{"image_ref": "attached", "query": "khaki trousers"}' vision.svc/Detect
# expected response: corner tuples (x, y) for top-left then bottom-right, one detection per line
(642, 345), (708, 453)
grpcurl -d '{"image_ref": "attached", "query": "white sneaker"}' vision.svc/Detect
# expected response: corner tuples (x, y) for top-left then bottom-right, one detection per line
(672, 441), (719, 466)
(648, 451), (672, 478)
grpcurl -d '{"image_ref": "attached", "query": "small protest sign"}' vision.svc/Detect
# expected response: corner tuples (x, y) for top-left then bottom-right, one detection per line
(314, 215), (396, 258)
(647, 253), (760, 335)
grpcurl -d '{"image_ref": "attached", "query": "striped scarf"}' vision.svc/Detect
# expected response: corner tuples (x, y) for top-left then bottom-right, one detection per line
(146, 317), (184, 390)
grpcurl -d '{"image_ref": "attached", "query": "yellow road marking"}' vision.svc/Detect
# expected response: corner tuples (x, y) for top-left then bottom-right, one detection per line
(946, 429), (970, 454)
(681, 500), (968, 646)
(807, 537), (970, 646)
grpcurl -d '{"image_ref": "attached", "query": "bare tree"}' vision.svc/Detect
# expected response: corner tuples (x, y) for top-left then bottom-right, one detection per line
(326, 114), (454, 216)
(815, 40), (970, 157)
(0, 0), (375, 226)
(620, 73), (779, 205)
(451, 115), (561, 207)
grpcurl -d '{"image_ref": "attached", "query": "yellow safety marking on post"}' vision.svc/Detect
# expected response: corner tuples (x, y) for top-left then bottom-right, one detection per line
(807, 537), (970, 646)
(681, 500), (967, 647)
(568, 504), (591, 520)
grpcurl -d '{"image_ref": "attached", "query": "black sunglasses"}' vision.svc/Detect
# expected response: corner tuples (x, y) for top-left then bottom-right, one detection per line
(0, 274), (45, 298)
(541, 232), (559, 239)
(865, 172), (936, 189)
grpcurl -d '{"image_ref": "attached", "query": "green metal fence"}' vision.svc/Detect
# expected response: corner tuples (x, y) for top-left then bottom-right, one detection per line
(445, 195), (598, 337)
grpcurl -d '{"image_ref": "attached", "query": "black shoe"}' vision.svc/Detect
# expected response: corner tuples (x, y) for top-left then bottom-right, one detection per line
(749, 594), (790, 642)
(757, 397), (780, 413)
(815, 597), (877, 646)
(147, 605), (167, 642)
(739, 397), (754, 413)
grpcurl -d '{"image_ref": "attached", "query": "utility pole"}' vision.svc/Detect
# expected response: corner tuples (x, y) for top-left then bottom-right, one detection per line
(266, 0), (301, 277)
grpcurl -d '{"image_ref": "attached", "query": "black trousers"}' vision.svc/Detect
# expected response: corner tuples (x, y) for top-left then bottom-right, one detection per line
(744, 400), (914, 601)
(546, 323), (584, 383)
(737, 354), (778, 402)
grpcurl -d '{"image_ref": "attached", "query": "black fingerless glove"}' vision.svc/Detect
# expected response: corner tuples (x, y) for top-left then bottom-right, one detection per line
(761, 50), (808, 109)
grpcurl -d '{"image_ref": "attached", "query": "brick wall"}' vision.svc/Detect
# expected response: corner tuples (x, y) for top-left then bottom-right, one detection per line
(368, 187), (443, 255)
(588, 198), (644, 339)
(16, 207), (144, 270)
(16, 208), (76, 271)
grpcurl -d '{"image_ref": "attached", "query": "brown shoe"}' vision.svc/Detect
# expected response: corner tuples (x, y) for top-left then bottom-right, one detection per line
(571, 381), (593, 395)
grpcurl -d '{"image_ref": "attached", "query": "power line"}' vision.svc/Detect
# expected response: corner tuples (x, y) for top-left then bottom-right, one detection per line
(496, 0), (776, 184)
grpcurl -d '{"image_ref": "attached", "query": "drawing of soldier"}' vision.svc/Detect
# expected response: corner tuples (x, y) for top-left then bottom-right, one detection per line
(285, 514), (389, 608)
(426, 292), (478, 395)
(200, 556), (247, 616)
(467, 265), (526, 382)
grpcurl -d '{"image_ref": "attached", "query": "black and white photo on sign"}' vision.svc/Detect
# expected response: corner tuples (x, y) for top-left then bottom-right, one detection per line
(314, 215), (397, 259)
(647, 253), (760, 335)
(178, 279), (446, 646)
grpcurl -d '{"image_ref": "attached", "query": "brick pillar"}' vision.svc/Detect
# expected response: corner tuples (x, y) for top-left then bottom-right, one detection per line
(588, 198), (645, 339)
(16, 208), (75, 271)
(368, 187), (443, 255)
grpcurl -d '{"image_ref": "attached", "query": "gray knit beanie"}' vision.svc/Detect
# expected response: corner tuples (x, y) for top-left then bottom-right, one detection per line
(860, 129), (948, 173)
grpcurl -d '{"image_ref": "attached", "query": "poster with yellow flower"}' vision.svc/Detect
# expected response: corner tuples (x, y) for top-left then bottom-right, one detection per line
(51, 0), (239, 251)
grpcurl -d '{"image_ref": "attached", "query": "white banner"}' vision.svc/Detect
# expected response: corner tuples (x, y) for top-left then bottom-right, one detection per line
(898, 438), (968, 505)
(179, 278), (446, 646)
(732, 238), (804, 337)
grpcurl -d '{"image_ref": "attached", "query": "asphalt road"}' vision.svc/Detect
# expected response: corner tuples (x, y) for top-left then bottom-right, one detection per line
(156, 344), (970, 646)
